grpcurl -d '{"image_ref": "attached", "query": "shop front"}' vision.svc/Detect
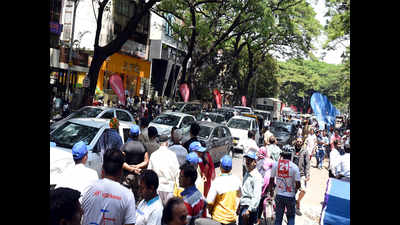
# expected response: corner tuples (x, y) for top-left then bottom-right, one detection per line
(97, 52), (150, 105)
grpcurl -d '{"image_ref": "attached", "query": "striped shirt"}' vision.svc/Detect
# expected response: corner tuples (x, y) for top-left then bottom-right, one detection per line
(181, 186), (207, 225)
(206, 173), (241, 224)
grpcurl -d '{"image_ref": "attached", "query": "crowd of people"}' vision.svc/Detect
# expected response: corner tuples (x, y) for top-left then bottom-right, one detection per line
(50, 113), (350, 225)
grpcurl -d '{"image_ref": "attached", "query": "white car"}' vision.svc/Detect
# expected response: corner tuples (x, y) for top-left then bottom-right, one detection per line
(50, 118), (134, 187)
(50, 106), (135, 132)
(149, 112), (196, 138)
(233, 106), (253, 114)
(226, 115), (260, 152)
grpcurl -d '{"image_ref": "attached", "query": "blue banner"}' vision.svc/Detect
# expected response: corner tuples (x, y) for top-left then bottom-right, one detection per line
(310, 92), (338, 127)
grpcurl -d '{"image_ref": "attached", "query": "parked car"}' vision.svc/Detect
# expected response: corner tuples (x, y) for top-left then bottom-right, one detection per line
(167, 101), (203, 117)
(269, 121), (296, 147)
(226, 115), (260, 153)
(182, 121), (233, 164)
(149, 112), (196, 138)
(233, 106), (253, 114)
(50, 106), (135, 132)
(215, 107), (240, 121)
(50, 118), (134, 188)
(196, 112), (227, 124)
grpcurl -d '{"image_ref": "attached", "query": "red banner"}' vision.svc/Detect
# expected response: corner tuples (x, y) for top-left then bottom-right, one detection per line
(179, 83), (190, 102)
(109, 74), (126, 105)
(290, 105), (297, 112)
(213, 89), (222, 108)
(241, 96), (246, 107)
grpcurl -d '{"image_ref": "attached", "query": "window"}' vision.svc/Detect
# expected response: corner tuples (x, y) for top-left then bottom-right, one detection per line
(222, 127), (231, 137)
(181, 116), (195, 128)
(71, 107), (103, 119)
(116, 110), (132, 122)
(100, 110), (115, 119)
(211, 127), (219, 138)
(50, 122), (100, 149)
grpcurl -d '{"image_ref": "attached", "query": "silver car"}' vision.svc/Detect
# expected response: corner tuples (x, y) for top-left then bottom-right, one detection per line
(149, 112), (196, 137)
(50, 106), (135, 132)
(181, 121), (233, 164)
(50, 118), (134, 187)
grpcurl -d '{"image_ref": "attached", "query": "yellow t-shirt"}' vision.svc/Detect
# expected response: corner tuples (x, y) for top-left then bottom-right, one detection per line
(206, 173), (241, 224)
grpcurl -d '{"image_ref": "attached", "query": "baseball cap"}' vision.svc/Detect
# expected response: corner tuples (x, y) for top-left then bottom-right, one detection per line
(158, 135), (169, 142)
(220, 155), (232, 171)
(244, 151), (257, 160)
(186, 152), (202, 164)
(72, 141), (92, 160)
(189, 141), (206, 152)
(130, 125), (140, 136)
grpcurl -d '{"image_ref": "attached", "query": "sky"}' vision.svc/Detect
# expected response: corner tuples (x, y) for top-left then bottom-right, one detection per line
(309, 0), (349, 65)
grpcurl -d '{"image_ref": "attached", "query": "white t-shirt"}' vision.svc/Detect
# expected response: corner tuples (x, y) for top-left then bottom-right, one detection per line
(136, 196), (163, 225)
(55, 163), (99, 202)
(329, 148), (341, 176)
(305, 134), (317, 155)
(81, 178), (136, 225)
(271, 160), (301, 198)
(242, 138), (259, 155)
(337, 153), (350, 178)
(147, 146), (180, 193)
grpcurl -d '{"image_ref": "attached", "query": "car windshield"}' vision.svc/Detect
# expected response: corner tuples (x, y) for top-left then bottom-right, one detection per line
(70, 107), (104, 119)
(198, 126), (213, 139)
(235, 107), (250, 113)
(197, 113), (217, 121)
(170, 103), (185, 111)
(227, 119), (250, 130)
(152, 114), (180, 127)
(50, 121), (100, 148)
(271, 123), (292, 133)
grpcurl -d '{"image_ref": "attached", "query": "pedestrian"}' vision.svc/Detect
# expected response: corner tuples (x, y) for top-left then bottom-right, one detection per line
(243, 130), (259, 155)
(81, 148), (136, 225)
(238, 151), (263, 225)
(267, 136), (282, 162)
(174, 152), (205, 197)
(336, 144), (350, 182)
(263, 126), (273, 146)
(161, 197), (188, 225)
(50, 187), (83, 225)
(178, 162), (208, 225)
(168, 127), (179, 147)
(144, 126), (161, 157)
(304, 128), (318, 163)
(328, 140), (341, 178)
(190, 141), (216, 197)
(316, 130), (329, 169)
(55, 141), (99, 202)
(169, 129), (189, 167)
(95, 117), (123, 155)
(296, 122), (303, 138)
(147, 135), (180, 206)
(139, 117), (150, 144)
(136, 169), (164, 225)
(121, 124), (149, 204)
(290, 138), (310, 216)
(207, 155), (241, 225)
(330, 128), (342, 151)
(183, 123), (201, 153)
(255, 147), (274, 225)
(268, 146), (301, 225)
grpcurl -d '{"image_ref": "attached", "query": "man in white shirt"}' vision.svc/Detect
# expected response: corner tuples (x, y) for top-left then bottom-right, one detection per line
(268, 146), (301, 225)
(329, 140), (341, 178)
(81, 148), (136, 225)
(55, 141), (99, 202)
(136, 169), (164, 225)
(305, 128), (317, 161)
(147, 135), (181, 206)
(336, 145), (350, 181)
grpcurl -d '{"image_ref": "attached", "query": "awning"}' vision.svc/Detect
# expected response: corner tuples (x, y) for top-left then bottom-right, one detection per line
(101, 52), (150, 78)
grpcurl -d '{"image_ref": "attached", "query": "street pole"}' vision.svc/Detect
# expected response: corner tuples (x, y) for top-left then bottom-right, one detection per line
(65, 0), (79, 102)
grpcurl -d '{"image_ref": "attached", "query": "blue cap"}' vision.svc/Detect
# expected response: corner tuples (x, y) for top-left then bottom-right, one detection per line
(244, 151), (257, 160)
(130, 125), (140, 136)
(186, 152), (202, 164)
(189, 141), (206, 152)
(220, 155), (232, 171)
(72, 141), (91, 160)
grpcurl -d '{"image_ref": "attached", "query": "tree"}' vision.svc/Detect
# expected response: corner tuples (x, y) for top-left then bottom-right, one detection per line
(81, 0), (161, 107)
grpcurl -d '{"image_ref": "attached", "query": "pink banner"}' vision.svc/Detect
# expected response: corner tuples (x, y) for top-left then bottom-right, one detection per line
(109, 74), (126, 105)
(213, 89), (222, 108)
(241, 96), (246, 107)
(179, 83), (190, 102)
